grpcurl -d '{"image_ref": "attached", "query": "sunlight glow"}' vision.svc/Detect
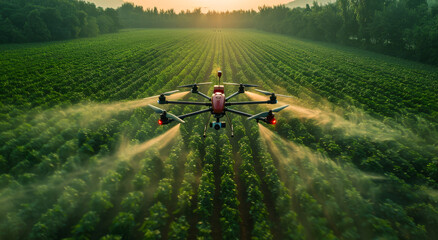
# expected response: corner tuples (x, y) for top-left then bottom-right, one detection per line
(128, 0), (291, 12)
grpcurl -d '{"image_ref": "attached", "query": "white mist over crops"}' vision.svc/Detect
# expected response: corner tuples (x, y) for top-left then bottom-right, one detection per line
(48, 91), (190, 126)
(0, 124), (181, 218)
(258, 123), (337, 166)
(117, 124), (181, 159)
(257, 123), (385, 194)
(246, 91), (435, 145)
(258, 123), (390, 180)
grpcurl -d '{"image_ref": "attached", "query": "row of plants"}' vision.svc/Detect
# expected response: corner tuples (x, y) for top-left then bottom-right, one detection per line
(1, 29), (437, 239)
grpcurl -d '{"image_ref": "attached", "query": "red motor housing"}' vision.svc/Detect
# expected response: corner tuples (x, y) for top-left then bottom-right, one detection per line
(270, 118), (277, 125)
(159, 112), (169, 125)
(266, 114), (276, 125)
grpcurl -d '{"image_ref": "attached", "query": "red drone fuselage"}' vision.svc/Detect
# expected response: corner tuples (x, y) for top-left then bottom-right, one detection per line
(212, 85), (225, 114)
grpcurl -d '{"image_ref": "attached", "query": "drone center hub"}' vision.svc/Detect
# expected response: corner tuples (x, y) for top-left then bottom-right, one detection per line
(212, 90), (225, 114)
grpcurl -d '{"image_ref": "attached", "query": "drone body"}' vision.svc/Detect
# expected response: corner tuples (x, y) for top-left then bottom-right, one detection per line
(212, 85), (225, 114)
(149, 71), (290, 137)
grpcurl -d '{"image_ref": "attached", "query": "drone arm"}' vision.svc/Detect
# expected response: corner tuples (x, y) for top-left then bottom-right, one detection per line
(225, 100), (275, 106)
(225, 108), (253, 118)
(178, 108), (212, 119)
(195, 91), (211, 101)
(165, 101), (212, 106)
(225, 91), (241, 101)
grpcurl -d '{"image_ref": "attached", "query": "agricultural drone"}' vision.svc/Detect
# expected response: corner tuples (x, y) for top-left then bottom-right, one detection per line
(148, 71), (292, 137)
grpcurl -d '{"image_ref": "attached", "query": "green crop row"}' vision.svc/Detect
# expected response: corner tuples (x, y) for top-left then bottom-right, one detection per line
(1, 29), (437, 239)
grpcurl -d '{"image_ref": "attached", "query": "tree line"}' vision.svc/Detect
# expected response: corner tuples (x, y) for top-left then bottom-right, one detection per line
(257, 0), (438, 65)
(1, 0), (437, 65)
(0, 0), (119, 43)
(117, 0), (438, 65)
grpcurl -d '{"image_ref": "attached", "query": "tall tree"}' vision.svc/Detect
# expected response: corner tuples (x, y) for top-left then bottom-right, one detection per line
(337, 0), (359, 42)
(351, 0), (385, 43)
(0, 15), (24, 43)
(24, 9), (51, 42)
(405, 0), (428, 8)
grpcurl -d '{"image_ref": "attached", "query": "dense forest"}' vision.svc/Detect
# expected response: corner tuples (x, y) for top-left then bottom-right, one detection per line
(0, 0), (437, 64)
(0, 0), (119, 43)
(116, 0), (438, 65)
(116, 4), (257, 29)
(258, 0), (438, 65)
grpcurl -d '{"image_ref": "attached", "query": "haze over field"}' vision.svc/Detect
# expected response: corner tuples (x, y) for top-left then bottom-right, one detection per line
(88, 0), (289, 11)
(286, 0), (333, 8)
(87, 0), (438, 11)
(87, 0), (125, 9)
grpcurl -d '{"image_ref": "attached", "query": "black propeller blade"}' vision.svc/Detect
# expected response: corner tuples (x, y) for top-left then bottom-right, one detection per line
(161, 90), (180, 96)
(177, 82), (212, 88)
(143, 90), (180, 99)
(148, 104), (185, 123)
(223, 82), (259, 87)
(247, 105), (289, 120)
(254, 89), (296, 98)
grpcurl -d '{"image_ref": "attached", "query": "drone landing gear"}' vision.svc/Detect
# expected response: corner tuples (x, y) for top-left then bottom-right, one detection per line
(203, 114), (212, 138)
(225, 113), (234, 137)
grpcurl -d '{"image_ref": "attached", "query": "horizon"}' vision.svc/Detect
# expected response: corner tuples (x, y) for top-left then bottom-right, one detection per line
(91, 0), (293, 12)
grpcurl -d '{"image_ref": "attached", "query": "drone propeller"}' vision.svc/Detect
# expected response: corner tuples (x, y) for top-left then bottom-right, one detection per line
(254, 89), (295, 98)
(143, 90), (180, 99)
(177, 82), (212, 88)
(148, 104), (185, 123)
(247, 105), (289, 120)
(223, 82), (259, 88)
(161, 90), (180, 96)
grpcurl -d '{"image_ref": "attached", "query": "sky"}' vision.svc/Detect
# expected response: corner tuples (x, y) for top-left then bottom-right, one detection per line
(124, 0), (292, 12)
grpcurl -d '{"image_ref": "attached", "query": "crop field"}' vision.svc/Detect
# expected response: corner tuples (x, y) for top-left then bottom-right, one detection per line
(1, 29), (438, 240)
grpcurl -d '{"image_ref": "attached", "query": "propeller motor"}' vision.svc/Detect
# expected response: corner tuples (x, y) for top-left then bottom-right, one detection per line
(266, 110), (277, 125)
(159, 111), (170, 125)
(177, 82), (211, 94)
(247, 105), (288, 124)
(270, 94), (277, 103)
(159, 94), (166, 104)
(148, 104), (185, 124)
